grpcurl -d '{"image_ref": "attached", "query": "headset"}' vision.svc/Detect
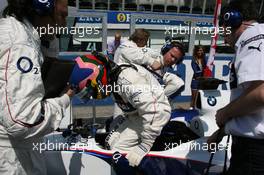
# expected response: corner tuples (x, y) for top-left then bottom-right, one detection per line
(161, 39), (185, 55)
(161, 39), (185, 64)
(161, 43), (173, 55)
(32, 0), (54, 15)
(219, 9), (243, 29)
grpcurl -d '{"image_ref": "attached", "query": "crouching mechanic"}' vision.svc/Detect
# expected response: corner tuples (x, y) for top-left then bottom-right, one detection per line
(0, 0), (74, 174)
(151, 40), (185, 97)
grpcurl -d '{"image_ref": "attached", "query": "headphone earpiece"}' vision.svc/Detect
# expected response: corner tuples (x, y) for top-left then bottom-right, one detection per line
(32, 0), (54, 15)
(161, 42), (173, 55)
(161, 41), (185, 56)
(221, 10), (243, 29)
(161, 40), (185, 65)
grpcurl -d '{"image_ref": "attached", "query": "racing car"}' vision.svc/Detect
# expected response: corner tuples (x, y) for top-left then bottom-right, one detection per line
(43, 78), (231, 175)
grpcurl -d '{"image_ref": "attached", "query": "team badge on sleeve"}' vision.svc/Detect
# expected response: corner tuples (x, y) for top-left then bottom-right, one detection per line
(17, 57), (33, 73)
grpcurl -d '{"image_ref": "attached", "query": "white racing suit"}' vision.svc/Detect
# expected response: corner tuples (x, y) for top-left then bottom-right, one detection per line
(106, 64), (171, 166)
(114, 40), (158, 67)
(0, 17), (70, 175)
(113, 40), (184, 117)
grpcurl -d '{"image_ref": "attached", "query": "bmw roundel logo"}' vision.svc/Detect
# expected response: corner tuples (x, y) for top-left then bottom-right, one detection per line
(207, 96), (217, 106)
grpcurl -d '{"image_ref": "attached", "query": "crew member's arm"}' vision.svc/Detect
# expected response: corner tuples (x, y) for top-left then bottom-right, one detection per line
(215, 35), (264, 127)
(151, 60), (162, 70)
(162, 72), (184, 97)
(207, 81), (264, 148)
(121, 46), (162, 70)
(215, 81), (264, 127)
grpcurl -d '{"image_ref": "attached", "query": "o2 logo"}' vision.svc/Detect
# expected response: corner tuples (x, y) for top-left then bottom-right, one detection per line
(17, 57), (40, 74)
(112, 152), (122, 164)
(207, 96), (217, 106)
(224, 12), (231, 21)
(38, 0), (50, 7)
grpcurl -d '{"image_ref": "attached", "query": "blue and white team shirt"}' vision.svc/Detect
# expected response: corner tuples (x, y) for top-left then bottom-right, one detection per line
(225, 23), (264, 139)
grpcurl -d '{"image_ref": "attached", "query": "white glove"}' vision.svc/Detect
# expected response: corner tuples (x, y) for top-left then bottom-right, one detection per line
(163, 72), (184, 96)
(125, 143), (151, 167)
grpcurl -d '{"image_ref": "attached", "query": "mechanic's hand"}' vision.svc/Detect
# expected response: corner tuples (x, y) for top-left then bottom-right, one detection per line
(162, 72), (184, 97)
(151, 60), (162, 71)
(163, 72), (182, 84)
(162, 72), (173, 84)
(215, 108), (230, 128)
(207, 128), (226, 153)
(125, 143), (151, 167)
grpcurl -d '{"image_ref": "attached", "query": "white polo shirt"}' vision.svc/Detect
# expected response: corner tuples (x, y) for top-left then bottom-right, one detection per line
(225, 23), (264, 139)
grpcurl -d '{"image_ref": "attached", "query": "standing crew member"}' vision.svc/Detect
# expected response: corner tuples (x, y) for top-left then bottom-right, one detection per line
(208, 0), (264, 174)
(0, 0), (74, 174)
(107, 31), (124, 60)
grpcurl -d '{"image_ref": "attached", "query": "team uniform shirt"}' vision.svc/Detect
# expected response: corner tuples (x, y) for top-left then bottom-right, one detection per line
(0, 16), (70, 146)
(225, 23), (264, 139)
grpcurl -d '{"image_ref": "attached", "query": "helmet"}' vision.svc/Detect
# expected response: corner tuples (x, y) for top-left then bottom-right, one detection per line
(69, 54), (110, 101)
(219, 9), (243, 29)
(32, 0), (54, 15)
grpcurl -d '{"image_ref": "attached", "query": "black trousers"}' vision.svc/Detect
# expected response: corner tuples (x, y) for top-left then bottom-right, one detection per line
(227, 136), (264, 175)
